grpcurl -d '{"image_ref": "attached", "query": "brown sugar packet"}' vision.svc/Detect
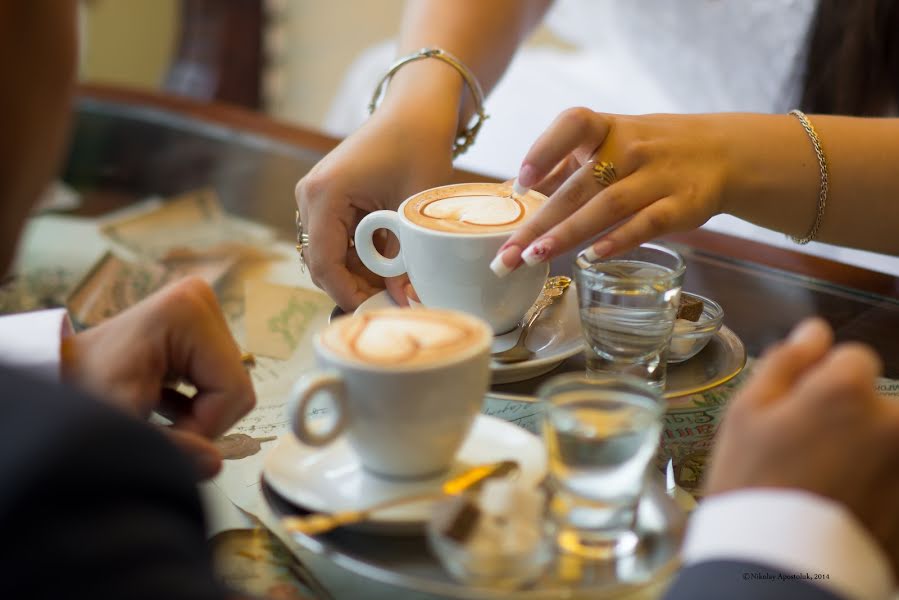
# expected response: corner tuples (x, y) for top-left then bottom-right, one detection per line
(677, 295), (704, 322)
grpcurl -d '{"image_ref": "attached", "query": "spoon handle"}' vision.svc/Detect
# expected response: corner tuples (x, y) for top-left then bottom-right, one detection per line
(282, 461), (520, 536)
(283, 491), (443, 536)
(517, 297), (551, 344)
(517, 277), (571, 345)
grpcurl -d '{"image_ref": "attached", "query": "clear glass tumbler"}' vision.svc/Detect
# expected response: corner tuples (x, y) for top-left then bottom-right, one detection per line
(540, 373), (663, 560)
(574, 243), (685, 390)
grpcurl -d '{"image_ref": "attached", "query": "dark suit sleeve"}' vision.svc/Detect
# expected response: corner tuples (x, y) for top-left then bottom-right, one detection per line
(663, 560), (847, 600)
(0, 366), (229, 600)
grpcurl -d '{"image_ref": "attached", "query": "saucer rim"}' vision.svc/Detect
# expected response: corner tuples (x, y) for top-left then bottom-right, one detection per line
(261, 413), (547, 532)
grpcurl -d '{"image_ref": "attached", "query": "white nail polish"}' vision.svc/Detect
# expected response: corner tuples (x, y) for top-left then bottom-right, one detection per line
(489, 253), (512, 278)
(521, 241), (549, 266)
(512, 178), (530, 197)
(582, 245), (600, 262)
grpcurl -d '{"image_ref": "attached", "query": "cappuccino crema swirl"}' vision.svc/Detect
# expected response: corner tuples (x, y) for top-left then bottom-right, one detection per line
(404, 191), (544, 234)
(321, 308), (490, 367)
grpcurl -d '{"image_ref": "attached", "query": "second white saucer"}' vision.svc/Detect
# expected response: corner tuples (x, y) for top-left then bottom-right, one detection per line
(354, 286), (584, 384)
(263, 414), (547, 534)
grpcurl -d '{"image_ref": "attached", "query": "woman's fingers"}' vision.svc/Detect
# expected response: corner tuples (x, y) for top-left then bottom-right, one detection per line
(531, 154), (584, 198)
(491, 155), (586, 274)
(305, 206), (381, 310)
(525, 177), (667, 264)
(494, 110), (737, 278)
(581, 196), (685, 260)
(517, 108), (611, 187)
(493, 172), (666, 274)
(503, 163), (607, 268)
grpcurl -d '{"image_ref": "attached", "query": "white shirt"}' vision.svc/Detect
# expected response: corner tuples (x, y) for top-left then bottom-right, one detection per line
(684, 489), (896, 600)
(0, 308), (71, 380)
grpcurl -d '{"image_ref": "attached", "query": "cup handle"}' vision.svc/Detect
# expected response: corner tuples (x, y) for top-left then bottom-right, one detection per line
(287, 371), (348, 446)
(354, 210), (407, 278)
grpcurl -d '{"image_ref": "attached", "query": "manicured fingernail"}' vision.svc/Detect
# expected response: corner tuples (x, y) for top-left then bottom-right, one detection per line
(518, 164), (537, 187)
(521, 238), (553, 266)
(583, 240), (613, 262)
(788, 318), (827, 345)
(490, 245), (521, 278)
(512, 178), (530, 197)
(489, 254), (511, 278)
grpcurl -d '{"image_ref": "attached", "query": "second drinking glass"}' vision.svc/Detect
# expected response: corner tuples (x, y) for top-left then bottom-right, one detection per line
(574, 243), (685, 390)
(540, 373), (664, 560)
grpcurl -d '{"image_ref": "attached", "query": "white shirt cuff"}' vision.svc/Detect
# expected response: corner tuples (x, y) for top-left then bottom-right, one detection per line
(683, 489), (896, 600)
(0, 308), (72, 380)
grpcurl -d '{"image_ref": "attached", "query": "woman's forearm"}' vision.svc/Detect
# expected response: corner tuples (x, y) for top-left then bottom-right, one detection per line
(494, 110), (899, 275)
(725, 114), (899, 255)
(378, 0), (552, 146)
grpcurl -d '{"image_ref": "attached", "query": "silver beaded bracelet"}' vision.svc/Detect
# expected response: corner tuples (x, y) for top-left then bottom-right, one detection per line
(368, 47), (488, 159)
(788, 109), (829, 245)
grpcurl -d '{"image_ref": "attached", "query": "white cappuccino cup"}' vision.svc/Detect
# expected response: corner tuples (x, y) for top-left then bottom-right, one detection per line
(288, 307), (492, 479)
(354, 183), (549, 334)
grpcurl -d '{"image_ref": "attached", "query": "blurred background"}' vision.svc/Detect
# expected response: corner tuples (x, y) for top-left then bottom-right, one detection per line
(79, 0), (562, 131)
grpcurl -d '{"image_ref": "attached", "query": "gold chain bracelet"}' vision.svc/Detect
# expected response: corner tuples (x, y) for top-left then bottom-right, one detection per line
(788, 109), (829, 245)
(368, 48), (488, 159)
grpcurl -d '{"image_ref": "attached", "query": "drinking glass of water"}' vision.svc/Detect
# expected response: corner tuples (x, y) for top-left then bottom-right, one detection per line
(574, 243), (685, 390)
(539, 374), (663, 560)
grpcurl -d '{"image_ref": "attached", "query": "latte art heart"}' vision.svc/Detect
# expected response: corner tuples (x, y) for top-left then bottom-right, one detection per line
(422, 195), (522, 226)
(352, 315), (467, 363)
(321, 308), (490, 367)
(404, 188), (545, 234)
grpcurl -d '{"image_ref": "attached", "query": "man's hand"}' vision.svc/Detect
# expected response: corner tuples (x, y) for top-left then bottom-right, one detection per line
(706, 318), (899, 576)
(61, 277), (256, 479)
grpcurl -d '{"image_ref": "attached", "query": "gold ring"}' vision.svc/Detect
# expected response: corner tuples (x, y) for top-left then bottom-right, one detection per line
(592, 160), (617, 188)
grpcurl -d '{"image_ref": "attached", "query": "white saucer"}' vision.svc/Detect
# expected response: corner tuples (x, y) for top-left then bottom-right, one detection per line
(262, 414), (547, 534)
(354, 286), (584, 384)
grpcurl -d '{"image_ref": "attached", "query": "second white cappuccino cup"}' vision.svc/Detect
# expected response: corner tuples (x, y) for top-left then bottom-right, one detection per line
(354, 183), (549, 334)
(288, 307), (492, 479)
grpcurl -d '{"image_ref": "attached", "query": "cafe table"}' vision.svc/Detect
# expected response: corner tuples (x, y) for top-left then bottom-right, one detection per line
(36, 84), (899, 597)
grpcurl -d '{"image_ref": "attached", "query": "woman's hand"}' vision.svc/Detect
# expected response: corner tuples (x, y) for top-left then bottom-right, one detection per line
(493, 108), (740, 273)
(296, 106), (455, 311)
(296, 0), (553, 308)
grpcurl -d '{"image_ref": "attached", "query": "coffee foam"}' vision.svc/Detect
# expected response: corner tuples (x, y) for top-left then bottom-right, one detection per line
(423, 195), (522, 226)
(320, 308), (490, 368)
(404, 188), (544, 234)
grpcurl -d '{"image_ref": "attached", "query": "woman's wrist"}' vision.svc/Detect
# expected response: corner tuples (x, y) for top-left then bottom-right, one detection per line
(720, 113), (820, 236)
(375, 58), (467, 149)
